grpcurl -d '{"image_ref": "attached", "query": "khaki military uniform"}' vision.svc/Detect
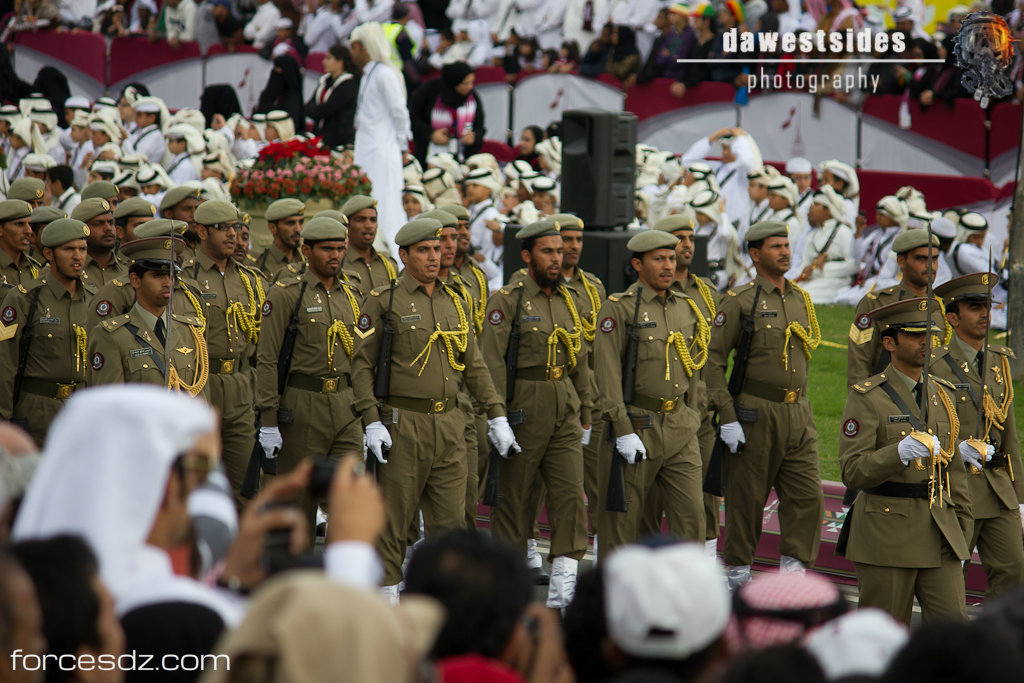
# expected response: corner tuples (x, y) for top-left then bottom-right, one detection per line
(933, 338), (1024, 599)
(83, 252), (128, 286)
(480, 275), (591, 563)
(641, 273), (719, 540)
(0, 276), (97, 445)
(255, 269), (365, 527)
(342, 248), (398, 297)
(0, 250), (42, 291)
(86, 275), (206, 333)
(351, 272), (503, 585)
(594, 281), (707, 556)
(838, 365), (973, 624)
(184, 250), (268, 503)
(706, 275), (825, 569)
(246, 244), (305, 283)
(86, 304), (208, 396)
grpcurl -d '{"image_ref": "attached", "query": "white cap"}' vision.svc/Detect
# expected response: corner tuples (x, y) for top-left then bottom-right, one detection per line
(689, 188), (722, 223)
(531, 176), (556, 193)
(785, 157), (812, 175)
(960, 211), (988, 230)
(23, 153), (55, 172)
(605, 543), (729, 659)
(892, 5), (913, 20)
(811, 185), (846, 221)
(803, 609), (908, 680)
(65, 96), (91, 110)
(930, 216), (957, 239)
(133, 97), (161, 113)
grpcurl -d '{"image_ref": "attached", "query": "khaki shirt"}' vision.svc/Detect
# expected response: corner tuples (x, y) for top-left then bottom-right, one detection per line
(839, 365), (973, 567)
(86, 304), (207, 393)
(707, 274), (816, 423)
(351, 272), (503, 425)
(933, 339), (1023, 512)
(674, 272), (717, 413)
(0, 249), (42, 292)
(255, 269), (364, 425)
(86, 275), (206, 332)
(184, 250), (268, 362)
(449, 257), (490, 335)
(0, 275), (97, 417)
(594, 281), (704, 436)
(342, 248), (398, 297)
(83, 252), (128, 286)
(246, 244), (305, 283)
(481, 274), (593, 424)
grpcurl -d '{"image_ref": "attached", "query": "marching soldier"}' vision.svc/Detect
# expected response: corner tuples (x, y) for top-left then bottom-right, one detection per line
(87, 219), (207, 338)
(112, 196), (156, 244)
(352, 217), (516, 601)
(86, 236), (208, 396)
(161, 186), (202, 260)
(480, 219), (591, 609)
(932, 273), (1024, 599)
(0, 200), (43, 290)
(29, 206), (67, 256)
(0, 218), (97, 445)
(706, 220), (825, 590)
(837, 297), (972, 624)
(848, 230), (945, 387)
(247, 198), (306, 281)
(7, 178), (46, 209)
(185, 199), (268, 503)
(256, 216), (364, 529)
(595, 230), (710, 556)
(71, 198), (128, 286)
(651, 211), (721, 554)
(313, 209), (364, 286)
(341, 195), (398, 296)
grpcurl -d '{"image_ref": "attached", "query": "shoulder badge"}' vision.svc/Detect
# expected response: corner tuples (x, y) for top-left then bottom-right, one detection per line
(933, 376), (957, 390)
(865, 291), (877, 300)
(101, 314), (129, 331)
(842, 418), (859, 437)
(171, 313), (203, 327)
(607, 294), (620, 302)
(713, 311), (727, 327)
(1, 306), (15, 324)
(95, 299), (113, 317)
(111, 278), (126, 287)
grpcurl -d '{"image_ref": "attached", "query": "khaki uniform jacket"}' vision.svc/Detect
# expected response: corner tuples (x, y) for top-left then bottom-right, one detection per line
(706, 274), (815, 423)
(83, 252), (128, 286)
(86, 306), (207, 392)
(86, 276), (206, 333)
(449, 257), (490, 335)
(255, 269), (364, 426)
(839, 366), (973, 567)
(932, 341), (1023, 515)
(674, 273), (717, 413)
(184, 250), (268, 365)
(351, 272), (503, 425)
(342, 248), (399, 297)
(481, 274), (593, 425)
(0, 250), (42, 291)
(0, 275), (97, 418)
(848, 284), (915, 387)
(246, 244), (305, 283)
(594, 281), (704, 437)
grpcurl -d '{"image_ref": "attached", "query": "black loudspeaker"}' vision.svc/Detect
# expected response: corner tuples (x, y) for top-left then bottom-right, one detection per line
(503, 227), (642, 294)
(560, 109), (637, 229)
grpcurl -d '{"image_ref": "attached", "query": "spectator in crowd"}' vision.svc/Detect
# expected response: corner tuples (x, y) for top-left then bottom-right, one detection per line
(410, 62), (485, 164)
(639, 7), (690, 83)
(881, 622), (1024, 683)
(199, 84), (243, 130)
(256, 55), (305, 130)
(47, 164), (81, 214)
(306, 44), (361, 148)
(899, 37), (942, 109)
(209, 0), (245, 50)
(670, 4), (716, 99)
(719, 645), (825, 683)
(12, 535), (126, 683)
(151, 0), (199, 47)
(266, 17), (304, 61)
(302, 0), (349, 53)
(553, 40), (581, 72)
(514, 125), (545, 171)
(243, 0), (283, 48)
(128, 0), (158, 33)
(579, 22), (613, 77)
(58, 0), (98, 28)
(94, 2), (130, 37)
(13, 0), (60, 28)
(0, 422), (40, 543)
(605, 25), (642, 88)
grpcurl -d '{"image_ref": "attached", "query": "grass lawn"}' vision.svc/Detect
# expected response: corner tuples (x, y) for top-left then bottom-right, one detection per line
(809, 305), (1024, 483)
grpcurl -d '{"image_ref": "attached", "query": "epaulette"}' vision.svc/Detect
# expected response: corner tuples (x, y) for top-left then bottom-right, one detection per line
(583, 270), (604, 286)
(171, 313), (203, 327)
(83, 281), (98, 293)
(274, 275), (302, 287)
(517, 267), (527, 275)
(101, 314), (130, 331)
(498, 280), (525, 296)
(929, 346), (950, 362)
(237, 261), (264, 279)
(865, 291), (877, 300)
(990, 345), (1015, 359)
(27, 254), (44, 268)
(21, 278), (44, 293)
(852, 371), (887, 394)
(111, 278), (127, 287)
(726, 289), (738, 297)
(933, 376), (957, 391)
(368, 281), (397, 298)
(342, 268), (362, 283)
(245, 253), (259, 264)
(284, 262), (305, 275)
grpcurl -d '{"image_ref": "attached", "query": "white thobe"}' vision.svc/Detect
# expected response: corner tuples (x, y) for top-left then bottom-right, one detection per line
(123, 124), (166, 165)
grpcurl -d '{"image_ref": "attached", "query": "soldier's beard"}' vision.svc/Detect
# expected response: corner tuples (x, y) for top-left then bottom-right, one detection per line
(532, 269), (560, 289)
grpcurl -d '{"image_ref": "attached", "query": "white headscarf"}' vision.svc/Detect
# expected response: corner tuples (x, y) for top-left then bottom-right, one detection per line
(12, 386), (216, 590)
(350, 22), (406, 97)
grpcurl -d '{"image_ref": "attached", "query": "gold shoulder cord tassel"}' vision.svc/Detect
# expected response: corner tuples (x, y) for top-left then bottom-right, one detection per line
(578, 275), (602, 343)
(782, 285), (821, 370)
(664, 298), (712, 380)
(72, 324), (87, 373)
(181, 287), (207, 333)
(470, 267), (488, 333)
(225, 271), (266, 345)
(546, 286), (583, 370)
(927, 387), (960, 508)
(29, 263), (38, 279)
(411, 288), (469, 375)
(327, 285), (363, 367)
(693, 277), (717, 318)
(379, 254), (397, 281)
(168, 326), (209, 397)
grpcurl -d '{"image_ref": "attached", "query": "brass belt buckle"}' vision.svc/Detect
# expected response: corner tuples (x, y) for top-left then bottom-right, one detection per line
(431, 399), (447, 413)
(547, 365), (564, 381)
(56, 382), (75, 399)
(661, 398), (677, 413)
(321, 376), (339, 393)
(783, 390), (799, 404)
(220, 359), (235, 374)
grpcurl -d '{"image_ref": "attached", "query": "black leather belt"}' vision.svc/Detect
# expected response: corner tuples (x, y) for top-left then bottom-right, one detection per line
(21, 378), (78, 400)
(743, 378), (801, 404)
(516, 365), (566, 381)
(989, 452), (1009, 468)
(631, 393), (681, 414)
(287, 373), (349, 393)
(864, 482), (929, 499)
(388, 395), (453, 414)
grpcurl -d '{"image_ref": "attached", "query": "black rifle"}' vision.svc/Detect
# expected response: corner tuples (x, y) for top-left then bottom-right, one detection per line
(605, 288), (643, 512)
(705, 285), (761, 496)
(369, 281), (398, 473)
(241, 282), (308, 498)
(483, 285), (525, 507)
(12, 288), (42, 407)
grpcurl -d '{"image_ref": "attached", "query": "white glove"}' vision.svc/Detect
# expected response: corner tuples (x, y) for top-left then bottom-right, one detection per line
(581, 425), (592, 446)
(898, 433), (938, 466)
(364, 421), (392, 464)
(958, 440), (994, 470)
(615, 433), (647, 464)
(258, 426), (282, 460)
(720, 421), (746, 454)
(488, 416), (521, 458)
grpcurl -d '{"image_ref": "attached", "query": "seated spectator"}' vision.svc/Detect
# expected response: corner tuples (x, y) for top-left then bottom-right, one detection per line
(13, 0), (60, 28)
(306, 44), (361, 148)
(94, 1), (130, 36)
(579, 24), (613, 77)
(409, 62), (485, 163)
(553, 40), (581, 73)
(670, 4), (717, 99)
(12, 535), (126, 683)
(502, 36), (542, 81)
(210, 0), (245, 51)
(901, 38), (942, 109)
(256, 55), (305, 131)
(128, 0), (158, 34)
(638, 7), (689, 84)
(303, 0), (349, 54)
(150, 0), (198, 48)
(265, 111), (296, 142)
(803, 609), (908, 681)
(540, 48), (560, 70)
(266, 18), (303, 61)
(606, 25), (642, 88)
(514, 125), (545, 171)
(404, 530), (569, 683)
(403, 184), (433, 219)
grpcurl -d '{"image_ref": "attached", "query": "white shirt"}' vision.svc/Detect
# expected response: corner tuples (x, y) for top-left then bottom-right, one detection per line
(467, 198), (503, 289)
(124, 124), (166, 165)
(681, 135), (757, 230)
(304, 5), (345, 53)
(165, 151), (199, 185)
(53, 187), (82, 213)
(243, 1), (281, 48)
(164, 0), (198, 41)
(5, 147), (28, 182)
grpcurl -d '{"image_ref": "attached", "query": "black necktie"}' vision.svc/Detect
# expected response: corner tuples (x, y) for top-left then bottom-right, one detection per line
(154, 318), (166, 347)
(913, 382), (922, 406)
(975, 353), (984, 378)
